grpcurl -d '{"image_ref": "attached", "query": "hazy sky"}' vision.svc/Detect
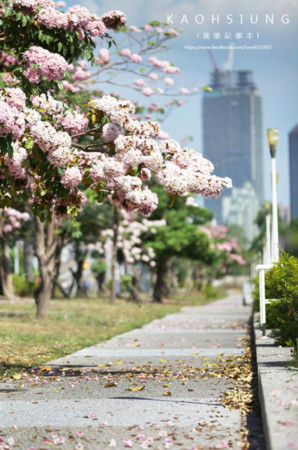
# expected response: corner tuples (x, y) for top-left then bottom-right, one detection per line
(69, 0), (298, 206)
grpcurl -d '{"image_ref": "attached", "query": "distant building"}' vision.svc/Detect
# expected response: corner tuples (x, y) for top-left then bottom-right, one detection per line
(202, 70), (263, 223)
(289, 124), (298, 219)
(222, 181), (259, 245)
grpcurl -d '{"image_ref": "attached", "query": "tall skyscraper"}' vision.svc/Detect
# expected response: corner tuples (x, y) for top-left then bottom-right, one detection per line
(202, 70), (263, 224)
(289, 124), (298, 220)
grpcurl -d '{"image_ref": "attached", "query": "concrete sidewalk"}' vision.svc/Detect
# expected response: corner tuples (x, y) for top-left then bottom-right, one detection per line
(0, 293), (263, 449)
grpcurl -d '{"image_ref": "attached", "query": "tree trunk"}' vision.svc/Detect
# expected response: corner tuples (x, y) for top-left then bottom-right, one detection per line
(168, 263), (179, 296)
(129, 266), (143, 303)
(110, 207), (119, 305)
(55, 281), (71, 299)
(153, 262), (167, 303)
(74, 257), (85, 297)
(68, 242), (88, 298)
(194, 264), (204, 291)
(51, 234), (66, 299)
(0, 212), (14, 299)
(185, 267), (194, 296)
(34, 216), (61, 319)
(24, 237), (34, 282)
(95, 273), (105, 296)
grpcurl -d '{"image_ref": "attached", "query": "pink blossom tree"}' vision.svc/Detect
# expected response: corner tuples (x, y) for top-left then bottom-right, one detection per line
(91, 209), (165, 303)
(0, 0), (231, 317)
(199, 224), (246, 283)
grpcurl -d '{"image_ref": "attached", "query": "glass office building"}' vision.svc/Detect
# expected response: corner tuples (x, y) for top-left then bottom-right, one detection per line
(289, 124), (298, 219)
(203, 70), (263, 223)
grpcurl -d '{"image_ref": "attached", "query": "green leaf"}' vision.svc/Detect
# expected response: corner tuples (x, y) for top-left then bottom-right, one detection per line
(0, 136), (13, 157)
(148, 20), (161, 26)
(202, 86), (213, 93)
(24, 138), (34, 150)
(97, 191), (104, 203)
(38, 30), (44, 42)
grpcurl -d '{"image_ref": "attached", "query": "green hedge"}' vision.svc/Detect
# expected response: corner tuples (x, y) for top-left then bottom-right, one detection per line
(12, 274), (38, 297)
(254, 253), (298, 347)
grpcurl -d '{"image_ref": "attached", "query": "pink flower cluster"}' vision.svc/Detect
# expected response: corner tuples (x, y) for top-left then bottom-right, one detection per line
(0, 88), (25, 138)
(120, 48), (142, 63)
(160, 143), (232, 198)
(14, 0), (54, 11)
(35, 3), (126, 39)
(30, 92), (89, 134)
(102, 123), (124, 142)
(0, 51), (19, 67)
(199, 224), (245, 267)
(88, 94), (231, 212)
(4, 142), (27, 179)
(72, 61), (91, 81)
(61, 166), (82, 190)
(230, 253), (246, 265)
(89, 95), (136, 128)
(148, 56), (180, 74)
(1, 77), (231, 218)
(199, 224), (228, 240)
(61, 110), (89, 135)
(23, 46), (68, 83)
(97, 48), (110, 66)
(2, 207), (30, 234)
(7, 2), (125, 44)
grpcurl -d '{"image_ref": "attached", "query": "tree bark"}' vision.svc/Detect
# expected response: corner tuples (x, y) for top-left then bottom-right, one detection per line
(95, 272), (105, 296)
(110, 207), (119, 305)
(129, 266), (143, 303)
(168, 263), (178, 296)
(71, 255), (85, 297)
(153, 262), (167, 303)
(194, 264), (204, 291)
(55, 281), (71, 299)
(34, 216), (61, 319)
(0, 212), (14, 299)
(23, 237), (34, 282)
(51, 233), (67, 299)
(185, 267), (194, 296)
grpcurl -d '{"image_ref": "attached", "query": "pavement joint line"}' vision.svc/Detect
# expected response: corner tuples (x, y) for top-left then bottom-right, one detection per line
(49, 348), (244, 364)
(127, 329), (247, 334)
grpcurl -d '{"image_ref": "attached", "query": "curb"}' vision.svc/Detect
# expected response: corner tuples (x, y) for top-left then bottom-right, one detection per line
(253, 316), (298, 450)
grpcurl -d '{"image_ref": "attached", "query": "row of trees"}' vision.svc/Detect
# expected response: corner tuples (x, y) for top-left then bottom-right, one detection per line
(0, 186), (246, 309)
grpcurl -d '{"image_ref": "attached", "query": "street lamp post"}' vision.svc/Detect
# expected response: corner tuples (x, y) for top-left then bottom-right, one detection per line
(267, 128), (279, 263)
(263, 210), (271, 264)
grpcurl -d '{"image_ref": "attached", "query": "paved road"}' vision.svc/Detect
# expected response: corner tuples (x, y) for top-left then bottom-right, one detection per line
(0, 293), (263, 449)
